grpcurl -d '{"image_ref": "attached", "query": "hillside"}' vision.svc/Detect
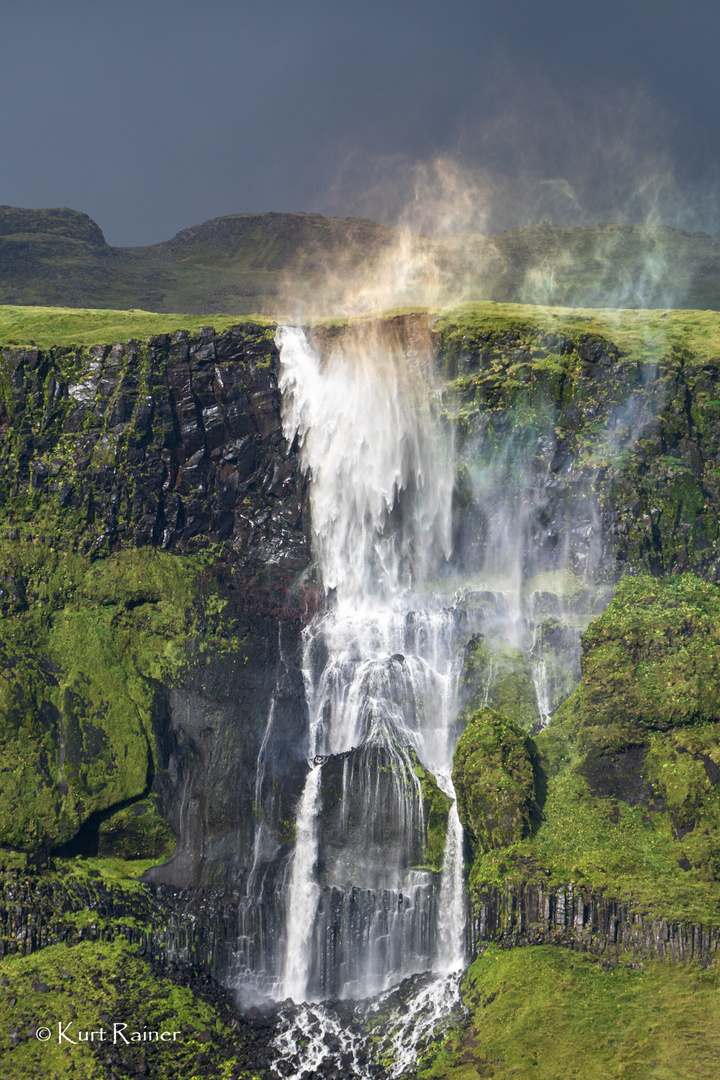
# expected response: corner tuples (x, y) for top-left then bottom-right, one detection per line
(3, 205), (720, 315)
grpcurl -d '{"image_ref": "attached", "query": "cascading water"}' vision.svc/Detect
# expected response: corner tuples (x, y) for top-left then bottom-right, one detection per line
(277, 322), (464, 1002)
(230, 317), (613, 1076)
(532, 659), (552, 728)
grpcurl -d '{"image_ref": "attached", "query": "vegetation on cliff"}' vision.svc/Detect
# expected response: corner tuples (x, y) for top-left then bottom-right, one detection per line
(438, 301), (720, 583)
(431, 300), (720, 1078)
(418, 945), (720, 1080)
(0, 937), (262, 1079)
(410, 749), (452, 872)
(452, 709), (540, 856)
(0, 541), (213, 854)
(4, 300), (720, 1076)
(454, 574), (720, 924)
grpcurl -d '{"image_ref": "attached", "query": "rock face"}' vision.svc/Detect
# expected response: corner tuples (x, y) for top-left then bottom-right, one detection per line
(453, 708), (541, 856)
(439, 313), (720, 585)
(0, 323), (309, 570)
(0, 324), (314, 893)
(467, 880), (720, 968)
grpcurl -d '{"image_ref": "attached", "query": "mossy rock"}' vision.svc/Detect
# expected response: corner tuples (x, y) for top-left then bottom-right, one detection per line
(500, 577), (720, 916)
(96, 799), (176, 861)
(0, 936), (262, 1079)
(452, 707), (541, 856)
(577, 573), (720, 754)
(408, 748), (451, 872)
(0, 542), (214, 854)
(460, 635), (540, 731)
(319, 743), (450, 872)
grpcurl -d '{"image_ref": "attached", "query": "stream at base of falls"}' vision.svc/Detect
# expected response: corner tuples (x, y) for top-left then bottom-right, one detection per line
(269, 970), (466, 1080)
(226, 320), (611, 1077)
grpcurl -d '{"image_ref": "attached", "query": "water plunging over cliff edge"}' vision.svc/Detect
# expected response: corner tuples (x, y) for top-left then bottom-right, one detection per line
(277, 321), (464, 1002)
(228, 317), (613, 1076)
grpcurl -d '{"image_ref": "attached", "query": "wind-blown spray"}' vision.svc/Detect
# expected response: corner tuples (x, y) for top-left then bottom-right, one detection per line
(277, 319), (464, 1008)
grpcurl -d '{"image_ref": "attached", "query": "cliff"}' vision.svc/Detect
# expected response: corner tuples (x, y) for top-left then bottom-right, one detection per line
(2, 302), (720, 1078)
(4, 204), (720, 314)
(0, 322), (316, 888)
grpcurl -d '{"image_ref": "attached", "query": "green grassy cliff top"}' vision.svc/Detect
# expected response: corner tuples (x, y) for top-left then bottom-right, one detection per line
(0, 305), (271, 347)
(4, 299), (720, 359)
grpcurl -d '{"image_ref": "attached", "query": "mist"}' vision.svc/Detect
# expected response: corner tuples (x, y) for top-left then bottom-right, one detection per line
(3, 1), (720, 247)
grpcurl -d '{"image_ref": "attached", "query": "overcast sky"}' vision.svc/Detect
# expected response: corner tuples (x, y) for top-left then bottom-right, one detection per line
(2, 0), (719, 245)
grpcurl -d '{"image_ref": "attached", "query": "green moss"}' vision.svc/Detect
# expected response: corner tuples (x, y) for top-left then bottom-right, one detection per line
(436, 302), (720, 580)
(419, 944), (720, 1080)
(453, 708), (540, 857)
(533, 690), (580, 774)
(577, 573), (720, 752)
(462, 576), (720, 923)
(459, 637), (540, 732)
(276, 817), (297, 846)
(408, 750), (452, 872)
(472, 764), (720, 922)
(96, 799), (175, 862)
(0, 938), (258, 1079)
(435, 301), (720, 376)
(0, 541), (225, 853)
(57, 854), (170, 886)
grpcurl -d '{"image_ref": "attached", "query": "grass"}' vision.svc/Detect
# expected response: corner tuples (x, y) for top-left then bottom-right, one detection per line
(436, 300), (720, 369)
(0, 938), (257, 1079)
(0, 305), (271, 348)
(2, 297), (720, 357)
(420, 944), (720, 1080)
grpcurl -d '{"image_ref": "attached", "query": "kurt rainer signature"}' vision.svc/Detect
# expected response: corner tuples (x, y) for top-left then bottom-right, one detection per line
(35, 1023), (182, 1044)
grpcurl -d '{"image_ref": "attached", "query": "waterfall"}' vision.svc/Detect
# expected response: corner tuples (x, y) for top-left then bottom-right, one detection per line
(282, 766), (322, 1004)
(276, 321), (465, 1004)
(229, 317), (611, 1075)
(533, 658), (552, 728)
(278, 323), (453, 608)
(435, 797), (465, 974)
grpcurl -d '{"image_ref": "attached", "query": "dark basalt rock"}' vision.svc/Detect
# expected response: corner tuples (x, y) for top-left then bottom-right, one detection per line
(468, 879), (720, 968)
(580, 745), (663, 807)
(0, 323), (317, 893)
(146, 623), (310, 891)
(0, 324), (311, 580)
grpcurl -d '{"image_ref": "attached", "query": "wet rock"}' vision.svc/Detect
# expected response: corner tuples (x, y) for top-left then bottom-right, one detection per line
(0, 325), (310, 572)
(453, 707), (542, 855)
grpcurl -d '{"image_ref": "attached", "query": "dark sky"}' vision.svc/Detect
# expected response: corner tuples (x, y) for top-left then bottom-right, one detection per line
(2, 0), (719, 246)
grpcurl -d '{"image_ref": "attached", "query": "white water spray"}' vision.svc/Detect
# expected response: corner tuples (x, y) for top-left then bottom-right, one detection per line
(282, 766), (322, 1004)
(533, 658), (552, 728)
(277, 322), (466, 1010)
(278, 322), (452, 608)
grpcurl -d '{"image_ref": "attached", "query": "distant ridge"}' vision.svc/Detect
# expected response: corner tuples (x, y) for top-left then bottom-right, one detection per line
(2, 205), (720, 314)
